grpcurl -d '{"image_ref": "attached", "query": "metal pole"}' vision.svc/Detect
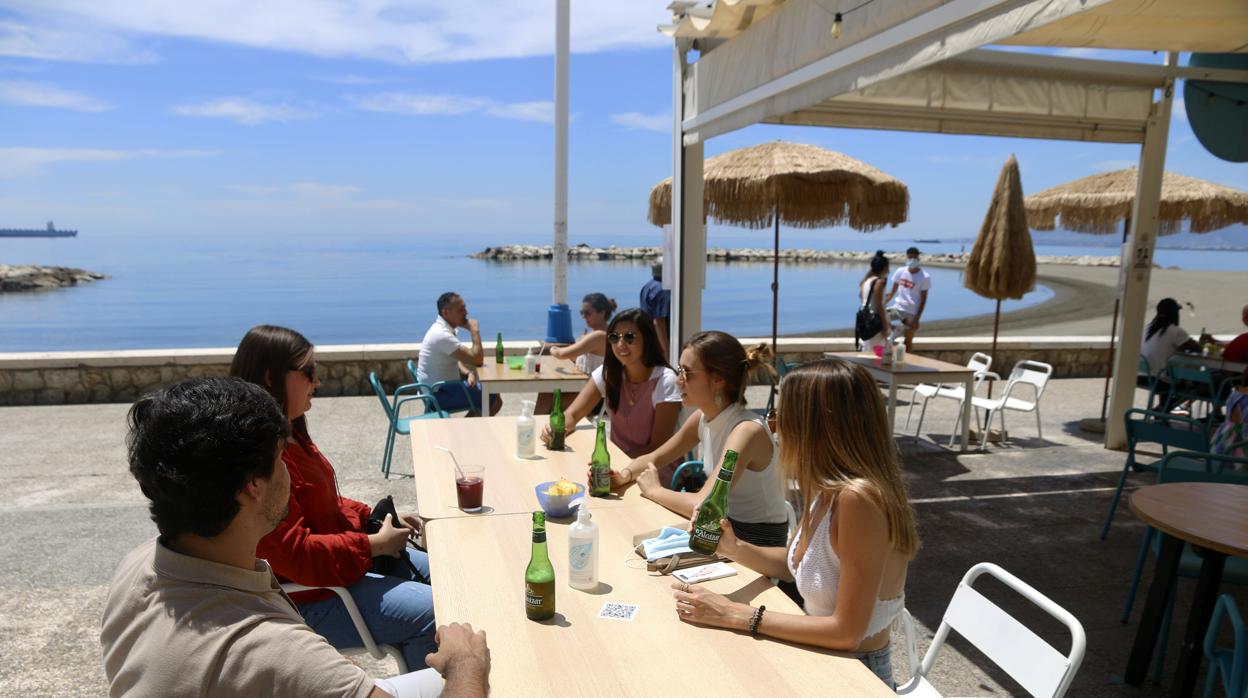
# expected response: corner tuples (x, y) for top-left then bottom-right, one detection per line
(545, 0), (573, 342)
(769, 208), (780, 410)
(1098, 215), (1131, 421)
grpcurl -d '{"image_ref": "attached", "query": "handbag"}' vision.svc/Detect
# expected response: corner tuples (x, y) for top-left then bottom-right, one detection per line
(364, 495), (428, 582)
(855, 278), (884, 345)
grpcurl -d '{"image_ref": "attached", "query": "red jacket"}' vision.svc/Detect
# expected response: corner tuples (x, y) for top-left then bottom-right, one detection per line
(257, 435), (374, 604)
(1225, 332), (1248, 363)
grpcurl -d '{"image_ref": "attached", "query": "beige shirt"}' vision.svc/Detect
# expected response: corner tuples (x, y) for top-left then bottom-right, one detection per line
(100, 537), (373, 698)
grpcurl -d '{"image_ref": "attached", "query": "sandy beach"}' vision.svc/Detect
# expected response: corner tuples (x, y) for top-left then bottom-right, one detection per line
(814, 263), (1247, 338)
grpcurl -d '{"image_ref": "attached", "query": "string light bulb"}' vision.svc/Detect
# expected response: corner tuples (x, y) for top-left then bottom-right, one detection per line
(831, 12), (843, 39)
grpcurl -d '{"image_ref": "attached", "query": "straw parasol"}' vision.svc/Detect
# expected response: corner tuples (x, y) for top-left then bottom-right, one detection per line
(1026, 168), (1248, 235)
(648, 141), (909, 393)
(1026, 168), (1248, 431)
(965, 155), (1036, 396)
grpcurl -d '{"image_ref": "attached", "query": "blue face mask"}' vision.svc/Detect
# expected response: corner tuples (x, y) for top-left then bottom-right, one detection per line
(641, 526), (694, 561)
(907, 258), (920, 270)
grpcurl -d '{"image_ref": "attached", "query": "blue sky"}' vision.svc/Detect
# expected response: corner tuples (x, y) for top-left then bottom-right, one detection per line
(2, 1), (1245, 245)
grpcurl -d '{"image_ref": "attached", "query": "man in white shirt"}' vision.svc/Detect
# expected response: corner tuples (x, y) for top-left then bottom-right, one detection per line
(886, 247), (932, 351)
(102, 377), (490, 698)
(416, 292), (500, 416)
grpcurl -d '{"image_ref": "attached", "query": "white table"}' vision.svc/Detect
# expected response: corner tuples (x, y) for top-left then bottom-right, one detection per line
(827, 352), (975, 452)
(477, 356), (588, 413)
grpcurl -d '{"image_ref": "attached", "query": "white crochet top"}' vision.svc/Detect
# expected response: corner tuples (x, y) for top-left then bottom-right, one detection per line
(787, 500), (905, 638)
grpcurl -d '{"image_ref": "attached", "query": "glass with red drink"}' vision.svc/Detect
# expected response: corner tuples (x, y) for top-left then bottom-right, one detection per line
(455, 465), (485, 513)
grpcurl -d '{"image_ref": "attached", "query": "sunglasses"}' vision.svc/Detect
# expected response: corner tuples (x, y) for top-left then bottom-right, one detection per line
(674, 366), (699, 379)
(287, 362), (317, 381)
(607, 331), (637, 346)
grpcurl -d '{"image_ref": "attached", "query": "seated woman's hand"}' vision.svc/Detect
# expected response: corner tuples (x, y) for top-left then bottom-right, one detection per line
(540, 424), (552, 447)
(400, 513), (423, 537)
(635, 463), (661, 497)
(671, 581), (752, 630)
(368, 514), (409, 558)
(713, 518), (741, 560)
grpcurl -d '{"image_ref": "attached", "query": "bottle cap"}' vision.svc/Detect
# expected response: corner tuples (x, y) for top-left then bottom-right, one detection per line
(576, 506), (591, 523)
(521, 400), (535, 417)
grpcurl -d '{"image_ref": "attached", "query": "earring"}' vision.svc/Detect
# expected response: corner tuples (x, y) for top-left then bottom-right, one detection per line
(714, 392), (724, 409)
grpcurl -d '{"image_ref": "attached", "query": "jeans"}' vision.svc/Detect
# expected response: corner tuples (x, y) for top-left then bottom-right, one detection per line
(858, 644), (895, 690)
(299, 548), (437, 671)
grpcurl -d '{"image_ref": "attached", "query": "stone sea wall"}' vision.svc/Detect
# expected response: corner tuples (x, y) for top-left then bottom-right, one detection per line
(0, 338), (1118, 406)
(471, 244), (1123, 267)
(0, 265), (107, 292)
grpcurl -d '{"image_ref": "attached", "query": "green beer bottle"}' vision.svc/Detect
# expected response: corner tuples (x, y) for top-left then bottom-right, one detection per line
(495, 332), (505, 364)
(589, 419), (611, 497)
(548, 389), (566, 450)
(525, 511), (556, 621)
(689, 450), (738, 555)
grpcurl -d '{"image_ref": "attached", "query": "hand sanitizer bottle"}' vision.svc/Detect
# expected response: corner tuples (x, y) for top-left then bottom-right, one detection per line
(516, 400), (537, 459)
(523, 346), (538, 375)
(893, 336), (906, 365)
(568, 506), (599, 590)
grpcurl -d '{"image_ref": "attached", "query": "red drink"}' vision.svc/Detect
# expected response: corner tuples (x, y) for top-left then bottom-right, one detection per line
(534, 356), (542, 373)
(456, 476), (484, 512)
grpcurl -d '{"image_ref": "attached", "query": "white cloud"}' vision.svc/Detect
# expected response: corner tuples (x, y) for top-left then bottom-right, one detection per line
(288, 181), (360, 198)
(225, 184), (283, 195)
(0, 79), (112, 111)
(611, 111), (669, 133)
(350, 92), (554, 123)
(0, 146), (218, 177)
(1053, 47), (1099, 58)
(0, 2), (666, 65)
(171, 97), (319, 125)
(315, 73), (398, 85)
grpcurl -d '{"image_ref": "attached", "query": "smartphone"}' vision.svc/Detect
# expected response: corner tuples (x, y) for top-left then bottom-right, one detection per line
(672, 562), (738, 585)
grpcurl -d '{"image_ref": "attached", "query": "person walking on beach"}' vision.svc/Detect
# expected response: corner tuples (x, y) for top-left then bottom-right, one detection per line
(857, 251), (892, 354)
(886, 247), (931, 351)
(416, 291), (501, 416)
(640, 258), (671, 359)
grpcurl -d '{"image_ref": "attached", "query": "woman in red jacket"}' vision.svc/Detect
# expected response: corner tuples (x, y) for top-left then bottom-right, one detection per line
(231, 325), (436, 671)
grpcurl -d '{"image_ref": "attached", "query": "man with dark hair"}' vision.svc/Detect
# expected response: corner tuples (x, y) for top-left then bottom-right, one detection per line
(102, 377), (489, 697)
(639, 258), (670, 358)
(885, 247), (931, 351)
(416, 291), (500, 416)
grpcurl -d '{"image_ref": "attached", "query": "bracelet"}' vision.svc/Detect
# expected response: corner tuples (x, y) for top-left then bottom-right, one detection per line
(621, 467), (633, 482)
(749, 605), (766, 637)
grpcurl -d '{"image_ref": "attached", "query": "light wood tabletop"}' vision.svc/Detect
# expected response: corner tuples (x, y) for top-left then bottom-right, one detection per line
(410, 417), (646, 520)
(425, 507), (892, 697)
(1129, 482), (1248, 557)
(476, 355), (587, 385)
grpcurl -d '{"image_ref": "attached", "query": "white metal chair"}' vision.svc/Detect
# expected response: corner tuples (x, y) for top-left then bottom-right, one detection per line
(906, 352), (993, 445)
(896, 562), (1086, 698)
(968, 360), (1054, 450)
(281, 583), (408, 673)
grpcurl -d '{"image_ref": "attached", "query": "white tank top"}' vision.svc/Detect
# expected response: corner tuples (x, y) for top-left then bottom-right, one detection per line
(698, 403), (787, 524)
(787, 498), (904, 638)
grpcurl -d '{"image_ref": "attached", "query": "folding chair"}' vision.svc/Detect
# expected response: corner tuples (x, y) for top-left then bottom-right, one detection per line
(906, 351), (992, 444)
(281, 583), (407, 673)
(897, 562), (1086, 697)
(405, 359), (479, 416)
(369, 371), (447, 479)
(1099, 408), (1210, 540)
(969, 360), (1053, 450)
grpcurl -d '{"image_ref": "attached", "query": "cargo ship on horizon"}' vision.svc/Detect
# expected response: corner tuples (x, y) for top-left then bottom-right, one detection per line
(0, 221), (77, 238)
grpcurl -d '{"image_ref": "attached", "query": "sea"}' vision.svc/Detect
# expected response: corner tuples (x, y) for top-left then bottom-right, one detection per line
(1, 231), (1244, 353)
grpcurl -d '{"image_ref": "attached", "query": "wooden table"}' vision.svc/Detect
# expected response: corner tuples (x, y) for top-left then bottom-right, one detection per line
(425, 507), (892, 697)
(1179, 352), (1247, 376)
(477, 356), (588, 415)
(827, 352), (975, 452)
(409, 417), (645, 520)
(1125, 482), (1248, 696)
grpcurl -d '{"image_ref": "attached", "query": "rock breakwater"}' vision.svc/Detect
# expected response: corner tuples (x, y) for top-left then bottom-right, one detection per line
(471, 243), (1122, 267)
(0, 265), (107, 292)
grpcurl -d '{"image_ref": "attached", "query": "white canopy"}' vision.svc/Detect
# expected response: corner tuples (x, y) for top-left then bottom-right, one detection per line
(658, 0), (1248, 449)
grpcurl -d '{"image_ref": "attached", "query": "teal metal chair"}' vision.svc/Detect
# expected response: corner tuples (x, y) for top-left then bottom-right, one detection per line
(764, 358), (796, 416)
(405, 359), (479, 416)
(1163, 356), (1228, 427)
(1120, 450), (1248, 683)
(1139, 355), (1159, 409)
(670, 460), (705, 493)
(1100, 408), (1210, 540)
(370, 371), (448, 479)
(1203, 594), (1246, 698)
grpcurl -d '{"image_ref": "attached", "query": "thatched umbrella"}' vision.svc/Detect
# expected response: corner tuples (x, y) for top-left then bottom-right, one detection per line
(1026, 168), (1248, 431)
(648, 141), (909, 371)
(965, 155), (1036, 397)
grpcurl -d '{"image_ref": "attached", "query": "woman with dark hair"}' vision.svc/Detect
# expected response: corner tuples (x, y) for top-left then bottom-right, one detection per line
(669, 359), (919, 688)
(612, 330), (789, 548)
(543, 308), (683, 477)
(1139, 298), (1200, 410)
(857, 251), (892, 353)
(550, 292), (616, 375)
(230, 325), (437, 672)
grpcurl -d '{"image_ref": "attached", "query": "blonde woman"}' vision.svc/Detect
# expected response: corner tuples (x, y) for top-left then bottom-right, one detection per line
(670, 359), (919, 688)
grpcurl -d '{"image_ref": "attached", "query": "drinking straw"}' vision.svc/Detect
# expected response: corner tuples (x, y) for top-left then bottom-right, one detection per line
(436, 446), (466, 480)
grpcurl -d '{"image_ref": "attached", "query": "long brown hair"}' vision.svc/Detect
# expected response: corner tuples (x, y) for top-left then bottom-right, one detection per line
(683, 331), (774, 406)
(229, 325), (314, 441)
(778, 359), (919, 556)
(601, 308), (669, 412)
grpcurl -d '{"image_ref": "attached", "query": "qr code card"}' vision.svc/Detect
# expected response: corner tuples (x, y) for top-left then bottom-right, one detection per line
(597, 602), (639, 622)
